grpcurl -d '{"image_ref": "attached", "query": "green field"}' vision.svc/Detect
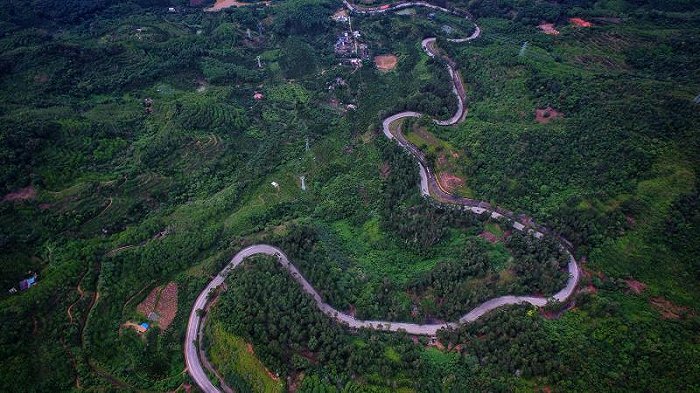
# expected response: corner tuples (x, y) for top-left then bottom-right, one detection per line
(207, 322), (285, 393)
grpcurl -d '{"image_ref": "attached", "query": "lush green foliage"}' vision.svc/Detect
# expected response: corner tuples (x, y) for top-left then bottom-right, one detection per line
(0, 0), (698, 391)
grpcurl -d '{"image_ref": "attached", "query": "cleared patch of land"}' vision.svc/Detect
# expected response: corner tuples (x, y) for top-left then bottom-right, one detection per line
(374, 54), (398, 71)
(625, 279), (647, 294)
(204, 0), (270, 11)
(404, 121), (472, 196)
(136, 282), (179, 330)
(438, 172), (465, 194)
(3, 186), (36, 202)
(535, 107), (563, 124)
(650, 297), (689, 319)
(538, 22), (560, 35)
(570, 17), (593, 27)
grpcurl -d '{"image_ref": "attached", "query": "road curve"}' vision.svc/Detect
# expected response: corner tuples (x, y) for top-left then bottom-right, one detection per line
(186, 2), (580, 391)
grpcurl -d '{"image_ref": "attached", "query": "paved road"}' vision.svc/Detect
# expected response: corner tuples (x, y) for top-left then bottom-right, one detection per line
(186, 2), (580, 391)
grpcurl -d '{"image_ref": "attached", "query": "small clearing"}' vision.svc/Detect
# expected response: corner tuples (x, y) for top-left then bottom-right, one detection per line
(137, 287), (159, 316)
(625, 279), (647, 294)
(535, 107), (563, 124)
(204, 0), (270, 11)
(438, 172), (465, 194)
(479, 231), (499, 244)
(650, 297), (689, 319)
(155, 282), (178, 329)
(34, 73), (49, 83)
(570, 17), (593, 27)
(3, 186), (36, 202)
(136, 282), (179, 330)
(374, 55), (398, 71)
(538, 22), (560, 35)
(379, 162), (391, 179)
(122, 321), (147, 335)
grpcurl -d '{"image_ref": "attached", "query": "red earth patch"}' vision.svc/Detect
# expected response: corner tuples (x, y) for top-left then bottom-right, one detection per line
(479, 231), (499, 244)
(154, 282), (178, 330)
(570, 17), (593, 27)
(34, 73), (49, 83)
(374, 54), (398, 71)
(3, 186), (36, 202)
(625, 279), (647, 294)
(438, 172), (465, 193)
(379, 162), (391, 179)
(650, 297), (688, 319)
(538, 22), (560, 35)
(136, 282), (179, 330)
(535, 107), (563, 124)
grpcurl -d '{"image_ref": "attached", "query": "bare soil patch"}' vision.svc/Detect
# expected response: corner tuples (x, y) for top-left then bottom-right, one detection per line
(3, 186), (36, 202)
(136, 282), (179, 329)
(205, 0), (270, 11)
(379, 162), (391, 179)
(34, 73), (49, 84)
(438, 172), (465, 194)
(538, 23), (560, 35)
(288, 371), (304, 393)
(479, 231), (499, 244)
(137, 286), (159, 316)
(121, 321), (147, 335)
(374, 55), (398, 71)
(650, 297), (688, 319)
(535, 107), (563, 124)
(155, 282), (178, 329)
(570, 17), (593, 27)
(625, 279), (647, 294)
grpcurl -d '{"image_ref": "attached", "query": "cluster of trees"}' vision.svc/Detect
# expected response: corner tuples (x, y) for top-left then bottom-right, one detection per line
(273, 223), (361, 311)
(379, 141), (478, 252)
(407, 232), (568, 321)
(212, 255), (565, 391)
(408, 239), (500, 320)
(506, 232), (568, 295)
(439, 306), (560, 378)
(274, 0), (334, 36)
(212, 255), (425, 389)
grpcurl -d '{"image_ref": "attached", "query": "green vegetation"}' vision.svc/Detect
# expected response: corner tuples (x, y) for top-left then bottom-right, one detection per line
(0, 0), (698, 391)
(207, 322), (285, 393)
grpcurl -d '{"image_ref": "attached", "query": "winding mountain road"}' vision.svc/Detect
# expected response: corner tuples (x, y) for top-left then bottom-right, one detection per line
(186, 2), (580, 392)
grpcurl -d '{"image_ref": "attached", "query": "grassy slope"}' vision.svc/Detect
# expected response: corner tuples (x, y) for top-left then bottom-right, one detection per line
(208, 322), (285, 393)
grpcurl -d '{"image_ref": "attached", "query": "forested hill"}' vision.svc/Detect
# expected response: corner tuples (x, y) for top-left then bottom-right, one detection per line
(0, 0), (698, 391)
(0, 0), (177, 26)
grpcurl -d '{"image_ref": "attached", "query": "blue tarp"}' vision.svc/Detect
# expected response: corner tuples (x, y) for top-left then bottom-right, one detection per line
(139, 322), (149, 330)
(19, 276), (36, 291)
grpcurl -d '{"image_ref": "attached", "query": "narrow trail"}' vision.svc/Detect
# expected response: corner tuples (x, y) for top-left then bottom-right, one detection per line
(186, 2), (580, 392)
(78, 260), (131, 389)
(67, 271), (88, 325)
(65, 269), (91, 389)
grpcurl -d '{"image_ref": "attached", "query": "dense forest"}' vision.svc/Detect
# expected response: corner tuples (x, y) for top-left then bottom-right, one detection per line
(0, 0), (698, 391)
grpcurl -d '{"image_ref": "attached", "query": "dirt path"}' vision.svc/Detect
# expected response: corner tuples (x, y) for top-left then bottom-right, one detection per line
(67, 271), (89, 325)
(92, 197), (113, 220)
